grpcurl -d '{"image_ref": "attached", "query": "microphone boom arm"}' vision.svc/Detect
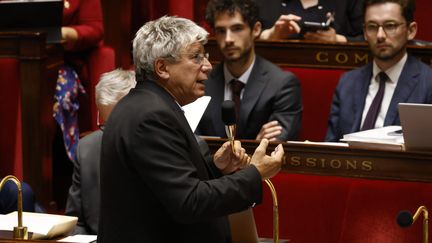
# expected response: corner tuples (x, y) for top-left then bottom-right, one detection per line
(413, 206), (429, 243)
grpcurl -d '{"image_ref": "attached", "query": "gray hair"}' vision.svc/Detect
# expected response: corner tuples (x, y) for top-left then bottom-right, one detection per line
(95, 69), (136, 106)
(133, 16), (209, 80)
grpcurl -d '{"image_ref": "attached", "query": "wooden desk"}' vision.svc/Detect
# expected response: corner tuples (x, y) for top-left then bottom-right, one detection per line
(206, 39), (432, 69)
(0, 32), (63, 206)
(205, 138), (432, 183)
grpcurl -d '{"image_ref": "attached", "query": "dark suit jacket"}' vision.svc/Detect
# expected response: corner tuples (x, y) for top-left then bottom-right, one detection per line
(98, 80), (262, 243)
(326, 55), (432, 142)
(196, 56), (302, 140)
(65, 130), (102, 235)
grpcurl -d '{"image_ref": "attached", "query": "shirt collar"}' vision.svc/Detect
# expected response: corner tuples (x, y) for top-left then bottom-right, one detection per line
(223, 55), (256, 86)
(372, 53), (408, 83)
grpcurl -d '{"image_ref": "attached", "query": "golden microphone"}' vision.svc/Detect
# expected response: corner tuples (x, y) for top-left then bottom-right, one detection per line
(221, 100), (236, 154)
(221, 100), (279, 243)
(397, 206), (429, 243)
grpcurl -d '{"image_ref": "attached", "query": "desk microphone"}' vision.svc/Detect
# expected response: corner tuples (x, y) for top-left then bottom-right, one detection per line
(397, 206), (429, 243)
(221, 100), (236, 153)
(221, 100), (280, 243)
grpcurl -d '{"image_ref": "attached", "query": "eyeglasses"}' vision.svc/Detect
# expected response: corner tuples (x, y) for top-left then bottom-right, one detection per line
(187, 52), (210, 65)
(364, 21), (406, 35)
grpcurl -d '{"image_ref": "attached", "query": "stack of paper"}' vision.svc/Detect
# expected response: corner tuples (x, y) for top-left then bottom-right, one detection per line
(0, 212), (77, 240)
(341, 126), (404, 151)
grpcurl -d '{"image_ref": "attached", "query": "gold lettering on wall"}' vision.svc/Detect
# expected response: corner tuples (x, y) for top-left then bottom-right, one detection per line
(335, 53), (348, 64)
(284, 156), (374, 172)
(330, 159), (342, 168)
(290, 156), (301, 166)
(316, 52), (329, 62)
(362, 161), (373, 171)
(315, 52), (369, 65)
(346, 160), (357, 169)
(306, 158), (317, 167)
(355, 53), (368, 64)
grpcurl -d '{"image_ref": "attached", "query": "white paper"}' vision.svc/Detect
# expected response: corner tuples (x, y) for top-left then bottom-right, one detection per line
(0, 212), (77, 239)
(341, 125), (404, 144)
(287, 141), (349, 147)
(58, 235), (97, 243)
(182, 96), (211, 132)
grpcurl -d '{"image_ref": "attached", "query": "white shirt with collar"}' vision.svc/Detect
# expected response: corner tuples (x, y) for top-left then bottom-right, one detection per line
(223, 56), (256, 100)
(360, 53), (408, 129)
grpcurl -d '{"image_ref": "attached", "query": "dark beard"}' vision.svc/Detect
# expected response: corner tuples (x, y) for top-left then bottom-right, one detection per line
(374, 43), (407, 62)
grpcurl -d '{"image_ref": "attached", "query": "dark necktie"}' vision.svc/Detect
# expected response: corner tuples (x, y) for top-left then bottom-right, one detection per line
(230, 79), (245, 121)
(361, 72), (389, 130)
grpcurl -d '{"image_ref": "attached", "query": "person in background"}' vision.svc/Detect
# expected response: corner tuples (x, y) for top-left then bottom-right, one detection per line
(53, 0), (104, 163)
(98, 16), (284, 243)
(196, 0), (302, 141)
(64, 69), (136, 235)
(0, 180), (39, 214)
(258, 0), (364, 42)
(326, 0), (432, 142)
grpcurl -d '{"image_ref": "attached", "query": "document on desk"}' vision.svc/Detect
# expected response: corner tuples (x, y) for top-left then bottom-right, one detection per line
(287, 141), (349, 147)
(0, 212), (77, 240)
(341, 126), (404, 151)
(182, 96), (211, 132)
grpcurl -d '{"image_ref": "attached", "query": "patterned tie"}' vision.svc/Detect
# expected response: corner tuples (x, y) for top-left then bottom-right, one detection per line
(361, 72), (388, 130)
(230, 79), (245, 121)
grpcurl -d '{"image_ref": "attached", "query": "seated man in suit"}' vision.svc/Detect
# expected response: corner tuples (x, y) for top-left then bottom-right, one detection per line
(196, 0), (303, 141)
(326, 0), (432, 142)
(64, 69), (136, 234)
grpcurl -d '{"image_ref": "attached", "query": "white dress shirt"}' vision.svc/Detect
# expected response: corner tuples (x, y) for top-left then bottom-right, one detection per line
(223, 56), (256, 100)
(360, 54), (407, 129)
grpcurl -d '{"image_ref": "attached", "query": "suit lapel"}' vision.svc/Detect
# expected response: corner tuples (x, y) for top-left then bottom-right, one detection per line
(238, 57), (267, 137)
(385, 55), (420, 125)
(351, 64), (373, 132)
(206, 64), (226, 136)
(142, 81), (211, 178)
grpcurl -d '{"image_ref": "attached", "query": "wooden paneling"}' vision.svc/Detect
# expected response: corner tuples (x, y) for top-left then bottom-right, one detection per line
(0, 32), (63, 207)
(205, 138), (432, 182)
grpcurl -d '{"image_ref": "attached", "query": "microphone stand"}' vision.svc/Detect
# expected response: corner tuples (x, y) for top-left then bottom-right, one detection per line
(413, 206), (429, 243)
(264, 178), (279, 243)
(0, 175), (28, 240)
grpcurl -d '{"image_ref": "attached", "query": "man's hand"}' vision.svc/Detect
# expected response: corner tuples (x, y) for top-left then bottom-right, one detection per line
(303, 27), (347, 43)
(250, 139), (284, 181)
(260, 14), (302, 40)
(213, 140), (249, 174)
(256, 120), (283, 141)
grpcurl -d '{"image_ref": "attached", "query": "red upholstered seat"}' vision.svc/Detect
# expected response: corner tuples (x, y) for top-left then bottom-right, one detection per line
(339, 179), (432, 243)
(254, 173), (353, 242)
(285, 67), (344, 142)
(78, 45), (116, 132)
(253, 174), (430, 243)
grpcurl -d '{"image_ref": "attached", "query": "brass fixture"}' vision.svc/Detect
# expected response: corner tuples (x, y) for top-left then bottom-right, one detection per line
(0, 175), (28, 240)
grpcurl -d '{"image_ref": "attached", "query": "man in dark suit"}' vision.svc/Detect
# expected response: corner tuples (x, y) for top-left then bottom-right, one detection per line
(64, 69), (136, 235)
(326, 0), (432, 142)
(196, 0), (302, 141)
(97, 16), (284, 243)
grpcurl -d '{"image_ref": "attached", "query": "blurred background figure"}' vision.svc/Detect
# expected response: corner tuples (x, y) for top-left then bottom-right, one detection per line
(257, 0), (364, 42)
(65, 69), (136, 235)
(0, 180), (43, 214)
(53, 0), (105, 164)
